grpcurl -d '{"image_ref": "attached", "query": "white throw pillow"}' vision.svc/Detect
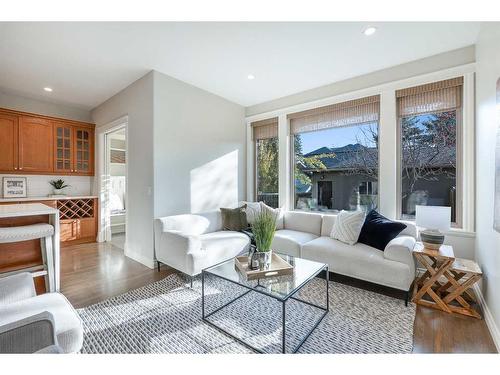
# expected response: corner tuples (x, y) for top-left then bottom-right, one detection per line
(260, 202), (284, 230)
(330, 210), (366, 245)
(241, 201), (262, 224)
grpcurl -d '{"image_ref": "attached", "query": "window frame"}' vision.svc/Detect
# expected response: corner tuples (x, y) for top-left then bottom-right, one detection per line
(254, 135), (279, 207)
(290, 122), (381, 213)
(245, 67), (475, 234)
(396, 95), (464, 228)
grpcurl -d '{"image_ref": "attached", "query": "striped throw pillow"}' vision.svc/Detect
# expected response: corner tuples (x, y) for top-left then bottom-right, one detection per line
(330, 210), (366, 245)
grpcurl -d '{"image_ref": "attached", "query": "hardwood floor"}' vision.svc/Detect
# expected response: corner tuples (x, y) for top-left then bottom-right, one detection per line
(61, 241), (175, 308)
(60, 241), (497, 353)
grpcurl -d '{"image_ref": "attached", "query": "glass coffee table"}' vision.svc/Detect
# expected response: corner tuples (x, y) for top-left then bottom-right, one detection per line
(201, 253), (329, 354)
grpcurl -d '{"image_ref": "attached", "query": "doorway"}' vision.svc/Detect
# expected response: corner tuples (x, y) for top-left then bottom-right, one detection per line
(105, 126), (127, 250)
(318, 180), (333, 209)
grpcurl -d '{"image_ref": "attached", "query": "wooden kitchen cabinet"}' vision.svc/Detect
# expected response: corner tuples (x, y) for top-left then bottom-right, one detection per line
(18, 116), (54, 173)
(60, 218), (96, 243)
(73, 127), (94, 175)
(0, 113), (18, 171)
(54, 123), (95, 176)
(54, 122), (74, 173)
(58, 198), (98, 246)
(0, 108), (95, 176)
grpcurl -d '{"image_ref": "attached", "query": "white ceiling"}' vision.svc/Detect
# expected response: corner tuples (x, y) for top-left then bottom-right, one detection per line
(0, 22), (481, 110)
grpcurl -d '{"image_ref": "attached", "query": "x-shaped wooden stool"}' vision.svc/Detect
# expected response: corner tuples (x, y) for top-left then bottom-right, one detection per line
(412, 243), (482, 319)
(412, 243), (455, 313)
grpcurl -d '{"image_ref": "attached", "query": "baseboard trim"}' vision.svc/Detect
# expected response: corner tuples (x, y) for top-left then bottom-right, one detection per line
(473, 284), (500, 352)
(124, 247), (154, 269)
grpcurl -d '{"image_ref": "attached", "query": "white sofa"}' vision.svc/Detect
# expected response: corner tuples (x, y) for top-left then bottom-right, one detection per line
(271, 211), (417, 294)
(154, 209), (416, 300)
(154, 211), (250, 276)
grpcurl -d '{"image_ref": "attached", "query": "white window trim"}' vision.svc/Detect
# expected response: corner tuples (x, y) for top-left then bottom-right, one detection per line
(246, 63), (476, 234)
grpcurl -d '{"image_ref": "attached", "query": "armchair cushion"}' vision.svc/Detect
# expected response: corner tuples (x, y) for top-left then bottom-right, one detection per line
(0, 311), (57, 353)
(0, 292), (83, 353)
(0, 272), (36, 306)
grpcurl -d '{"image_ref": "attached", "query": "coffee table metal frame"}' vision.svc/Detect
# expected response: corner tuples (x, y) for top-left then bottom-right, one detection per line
(201, 255), (329, 354)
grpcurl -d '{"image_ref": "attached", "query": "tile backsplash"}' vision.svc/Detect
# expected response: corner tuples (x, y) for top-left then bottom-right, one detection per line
(0, 174), (92, 198)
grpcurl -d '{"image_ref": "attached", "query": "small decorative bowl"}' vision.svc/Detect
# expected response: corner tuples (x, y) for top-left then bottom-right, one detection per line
(420, 230), (445, 250)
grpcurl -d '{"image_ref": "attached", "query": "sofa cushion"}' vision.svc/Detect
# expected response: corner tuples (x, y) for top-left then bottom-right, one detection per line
(330, 210), (365, 245)
(321, 214), (337, 237)
(301, 236), (414, 291)
(0, 293), (83, 353)
(399, 220), (418, 238)
(220, 206), (248, 231)
(358, 210), (407, 251)
(240, 201), (262, 224)
(271, 229), (318, 257)
(283, 211), (322, 236)
(261, 203), (284, 230)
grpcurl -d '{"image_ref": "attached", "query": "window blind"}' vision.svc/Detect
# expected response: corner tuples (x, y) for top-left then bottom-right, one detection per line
(288, 95), (380, 135)
(252, 117), (278, 140)
(396, 77), (463, 117)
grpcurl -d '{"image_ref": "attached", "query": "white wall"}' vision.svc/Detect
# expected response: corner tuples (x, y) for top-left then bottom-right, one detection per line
(0, 89), (92, 123)
(246, 46), (476, 116)
(475, 22), (500, 349)
(153, 71), (246, 217)
(91, 72), (155, 268)
(91, 70), (246, 267)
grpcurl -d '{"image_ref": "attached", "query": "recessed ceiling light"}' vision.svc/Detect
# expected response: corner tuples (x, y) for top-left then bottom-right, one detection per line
(247, 74), (255, 80)
(363, 26), (377, 36)
(44, 87), (53, 92)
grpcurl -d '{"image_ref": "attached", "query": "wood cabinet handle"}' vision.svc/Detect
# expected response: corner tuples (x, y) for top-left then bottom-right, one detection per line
(19, 167), (23, 170)
(14, 167), (17, 170)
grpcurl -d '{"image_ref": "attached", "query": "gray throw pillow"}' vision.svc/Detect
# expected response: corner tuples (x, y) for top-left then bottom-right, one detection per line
(220, 205), (248, 231)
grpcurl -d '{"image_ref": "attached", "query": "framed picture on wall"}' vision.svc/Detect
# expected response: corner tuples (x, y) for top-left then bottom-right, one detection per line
(2, 177), (27, 198)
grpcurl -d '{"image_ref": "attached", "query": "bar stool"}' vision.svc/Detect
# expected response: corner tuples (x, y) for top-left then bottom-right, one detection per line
(0, 223), (55, 292)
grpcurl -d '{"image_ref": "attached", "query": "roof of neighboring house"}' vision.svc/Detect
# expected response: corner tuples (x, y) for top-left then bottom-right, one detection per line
(301, 143), (455, 172)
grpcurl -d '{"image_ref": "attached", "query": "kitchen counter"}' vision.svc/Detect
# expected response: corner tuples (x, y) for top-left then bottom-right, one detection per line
(0, 202), (59, 218)
(0, 195), (98, 203)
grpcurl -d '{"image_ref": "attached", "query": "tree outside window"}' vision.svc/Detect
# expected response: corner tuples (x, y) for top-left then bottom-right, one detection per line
(400, 110), (458, 222)
(256, 137), (279, 208)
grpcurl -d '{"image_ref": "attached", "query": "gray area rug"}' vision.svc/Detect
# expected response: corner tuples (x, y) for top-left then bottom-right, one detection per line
(78, 274), (415, 354)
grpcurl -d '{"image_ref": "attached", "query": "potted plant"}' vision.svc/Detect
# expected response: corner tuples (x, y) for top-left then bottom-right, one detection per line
(250, 209), (277, 270)
(49, 179), (70, 196)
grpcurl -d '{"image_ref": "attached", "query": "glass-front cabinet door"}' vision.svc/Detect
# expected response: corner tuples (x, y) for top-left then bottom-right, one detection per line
(54, 123), (73, 173)
(74, 127), (93, 175)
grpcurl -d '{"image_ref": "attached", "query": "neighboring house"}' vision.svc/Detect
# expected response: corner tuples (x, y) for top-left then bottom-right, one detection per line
(297, 143), (456, 216)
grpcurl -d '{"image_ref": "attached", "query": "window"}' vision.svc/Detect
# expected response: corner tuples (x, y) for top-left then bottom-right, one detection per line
(289, 96), (380, 212)
(397, 77), (462, 225)
(252, 118), (279, 208)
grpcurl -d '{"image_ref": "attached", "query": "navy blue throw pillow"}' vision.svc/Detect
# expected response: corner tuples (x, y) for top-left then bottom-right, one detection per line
(358, 210), (407, 251)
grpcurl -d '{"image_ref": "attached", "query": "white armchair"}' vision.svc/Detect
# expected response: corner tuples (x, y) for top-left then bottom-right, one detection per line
(154, 210), (250, 277)
(0, 273), (83, 353)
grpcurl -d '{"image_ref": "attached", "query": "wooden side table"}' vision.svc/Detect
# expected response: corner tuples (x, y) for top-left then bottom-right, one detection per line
(412, 242), (482, 319)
